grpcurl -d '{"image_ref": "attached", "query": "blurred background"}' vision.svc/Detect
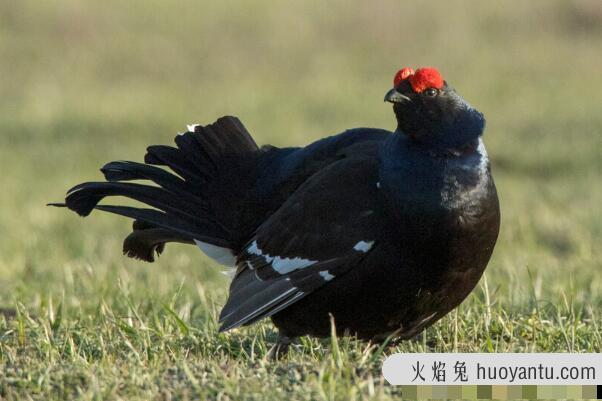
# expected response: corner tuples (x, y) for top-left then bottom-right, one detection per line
(1, 0), (600, 338)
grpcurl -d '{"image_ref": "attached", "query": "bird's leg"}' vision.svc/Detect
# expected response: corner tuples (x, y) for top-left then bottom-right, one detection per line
(371, 327), (405, 348)
(266, 333), (295, 360)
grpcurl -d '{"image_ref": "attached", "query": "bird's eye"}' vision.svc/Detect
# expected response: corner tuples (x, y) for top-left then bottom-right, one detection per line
(424, 88), (438, 97)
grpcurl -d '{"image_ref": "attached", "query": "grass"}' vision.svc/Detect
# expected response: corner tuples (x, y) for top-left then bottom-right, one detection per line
(1, 0), (601, 399)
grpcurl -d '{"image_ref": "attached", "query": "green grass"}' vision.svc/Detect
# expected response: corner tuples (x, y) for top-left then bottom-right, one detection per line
(1, 0), (601, 399)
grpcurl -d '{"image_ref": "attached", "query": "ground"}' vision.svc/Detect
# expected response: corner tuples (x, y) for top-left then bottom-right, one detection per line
(0, 1), (601, 400)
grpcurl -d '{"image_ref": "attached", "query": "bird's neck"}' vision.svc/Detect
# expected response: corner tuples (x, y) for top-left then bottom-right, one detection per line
(395, 103), (485, 151)
(379, 132), (491, 220)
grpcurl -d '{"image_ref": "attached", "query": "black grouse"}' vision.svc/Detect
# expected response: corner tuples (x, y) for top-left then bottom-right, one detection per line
(52, 67), (500, 353)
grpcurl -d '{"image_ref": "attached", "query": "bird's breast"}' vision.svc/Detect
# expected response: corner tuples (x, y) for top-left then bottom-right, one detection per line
(379, 139), (499, 274)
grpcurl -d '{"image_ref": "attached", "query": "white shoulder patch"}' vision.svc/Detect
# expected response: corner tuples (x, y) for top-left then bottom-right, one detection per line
(248, 240), (262, 257)
(194, 240), (236, 267)
(353, 240), (374, 253)
(319, 270), (335, 281)
(247, 240), (317, 274)
(271, 257), (315, 274)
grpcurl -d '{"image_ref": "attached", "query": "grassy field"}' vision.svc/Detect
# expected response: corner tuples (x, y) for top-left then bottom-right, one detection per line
(1, 0), (601, 399)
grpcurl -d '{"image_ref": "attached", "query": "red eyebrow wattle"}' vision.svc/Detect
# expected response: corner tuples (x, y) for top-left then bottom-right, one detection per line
(393, 67), (415, 87)
(408, 67), (444, 93)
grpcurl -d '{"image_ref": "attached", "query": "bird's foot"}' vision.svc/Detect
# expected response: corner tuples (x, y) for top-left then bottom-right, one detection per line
(266, 334), (295, 361)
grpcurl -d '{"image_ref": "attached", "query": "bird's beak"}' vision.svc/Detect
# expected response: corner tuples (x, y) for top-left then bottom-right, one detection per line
(384, 88), (411, 104)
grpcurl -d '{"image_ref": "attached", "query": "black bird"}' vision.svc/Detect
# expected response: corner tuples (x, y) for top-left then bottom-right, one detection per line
(52, 67), (500, 354)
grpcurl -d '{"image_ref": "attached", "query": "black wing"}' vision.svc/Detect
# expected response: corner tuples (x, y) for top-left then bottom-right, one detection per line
(218, 152), (383, 331)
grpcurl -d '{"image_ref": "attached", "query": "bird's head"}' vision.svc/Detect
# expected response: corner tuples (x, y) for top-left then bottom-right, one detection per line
(384, 67), (485, 149)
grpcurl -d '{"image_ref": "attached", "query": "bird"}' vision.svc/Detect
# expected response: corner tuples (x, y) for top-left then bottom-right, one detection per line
(51, 66), (500, 356)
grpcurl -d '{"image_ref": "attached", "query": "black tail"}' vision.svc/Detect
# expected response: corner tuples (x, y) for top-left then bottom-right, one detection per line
(50, 116), (259, 262)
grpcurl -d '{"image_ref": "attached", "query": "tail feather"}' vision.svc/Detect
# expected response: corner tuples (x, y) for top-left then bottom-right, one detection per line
(53, 116), (258, 261)
(102, 161), (189, 191)
(95, 205), (230, 247)
(144, 145), (206, 185)
(174, 116), (258, 173)
(123, 226), (194, 262)
(174, 133), (218, 174)
(65, 182), (214, 223)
